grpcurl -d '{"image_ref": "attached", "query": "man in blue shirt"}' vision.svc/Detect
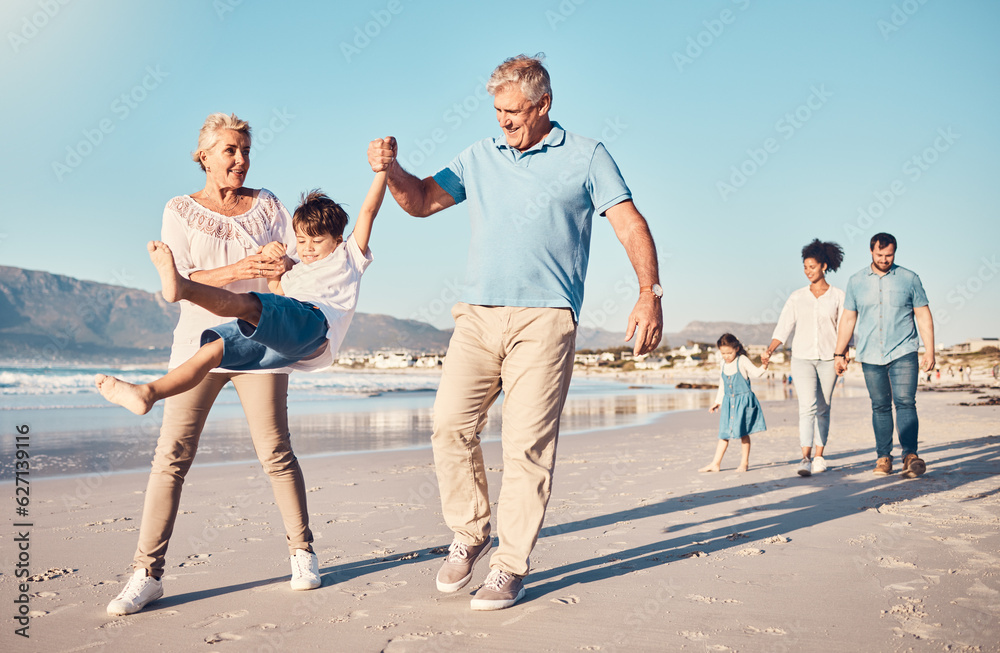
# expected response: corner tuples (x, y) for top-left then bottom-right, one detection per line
(368, 55), (662, 610)
(834, 233), (935, 478)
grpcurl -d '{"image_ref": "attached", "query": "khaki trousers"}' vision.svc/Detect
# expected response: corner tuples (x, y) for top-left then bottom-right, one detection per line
(432, 304), (577, 577)
(133, 372), (312, 577)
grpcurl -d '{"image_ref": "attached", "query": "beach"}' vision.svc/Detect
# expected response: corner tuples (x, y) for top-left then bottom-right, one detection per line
(1, 370), (998, 652)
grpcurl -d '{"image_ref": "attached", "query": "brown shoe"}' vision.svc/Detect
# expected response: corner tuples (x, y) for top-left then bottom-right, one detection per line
(873, 456), (893, 476)
(900, 453), (926, 478)
(436, 539), (492, 593)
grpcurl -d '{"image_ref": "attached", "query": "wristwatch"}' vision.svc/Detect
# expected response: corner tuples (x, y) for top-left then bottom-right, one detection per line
(640, 284), (663, 300)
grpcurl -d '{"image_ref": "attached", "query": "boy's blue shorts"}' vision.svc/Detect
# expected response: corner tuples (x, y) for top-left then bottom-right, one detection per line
(201, 292), (328, 371)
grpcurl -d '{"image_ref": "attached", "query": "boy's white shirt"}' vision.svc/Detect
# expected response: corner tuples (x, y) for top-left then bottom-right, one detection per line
(714, 355), (767, 406)
(280, 233), (373, 371)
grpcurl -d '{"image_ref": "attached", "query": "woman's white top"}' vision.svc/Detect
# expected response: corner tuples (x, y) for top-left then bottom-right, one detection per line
(713, 355), (767, 406)
(770, 285), (846, 361)
(161, 188), (296, 372)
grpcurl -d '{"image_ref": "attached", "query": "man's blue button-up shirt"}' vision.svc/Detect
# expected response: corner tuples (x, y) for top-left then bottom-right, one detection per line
(844, 264), (929, 365)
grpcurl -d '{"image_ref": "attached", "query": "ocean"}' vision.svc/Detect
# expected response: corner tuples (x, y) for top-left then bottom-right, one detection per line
(0, 364), (810, 479)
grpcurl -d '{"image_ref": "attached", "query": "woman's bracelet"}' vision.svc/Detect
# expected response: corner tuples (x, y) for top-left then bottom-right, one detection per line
(834, 354), (846, 359)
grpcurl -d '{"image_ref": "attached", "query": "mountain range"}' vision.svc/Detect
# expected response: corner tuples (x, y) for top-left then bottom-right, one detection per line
(0, 266), (775, 363)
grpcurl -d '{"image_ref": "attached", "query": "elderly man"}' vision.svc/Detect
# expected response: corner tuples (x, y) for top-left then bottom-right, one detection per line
(368, 55), (662, 610)
(834, 233), (934, 478)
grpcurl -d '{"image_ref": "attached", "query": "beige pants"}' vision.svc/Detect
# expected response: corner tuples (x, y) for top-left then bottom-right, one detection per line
(133, 372), (312, 577)
(432, 304), (577, 577)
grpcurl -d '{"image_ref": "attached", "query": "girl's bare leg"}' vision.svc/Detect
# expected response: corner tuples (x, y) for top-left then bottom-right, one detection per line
(148, 241), (262, 326)
(736, 436), (751, 472)
(801, 446), (812, 460)
(699, 440), (728, 472)
(96, 341), (225, 415)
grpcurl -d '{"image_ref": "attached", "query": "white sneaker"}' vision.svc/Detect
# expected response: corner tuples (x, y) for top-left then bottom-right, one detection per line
(811, 456), (828, 473)
(107, 568), (163, 616)
(797, 458), (812, 477)
(289, 549), (321, 590)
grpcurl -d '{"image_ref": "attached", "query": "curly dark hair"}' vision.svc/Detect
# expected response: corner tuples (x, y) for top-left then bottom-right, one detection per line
(801, 239), (844, 272)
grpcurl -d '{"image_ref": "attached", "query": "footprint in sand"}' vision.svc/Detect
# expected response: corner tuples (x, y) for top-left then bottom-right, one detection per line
(735, 548), (765, 556)
(28, 568), (76, 582)
(550, 595), (580, 605)
(680, 631), (709, 641)
(205, 632), (242, 644)
(187, 610), (249, 629)
(330, 610), (369, 624)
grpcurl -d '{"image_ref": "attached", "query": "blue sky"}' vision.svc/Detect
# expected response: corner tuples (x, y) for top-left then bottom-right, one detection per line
(2, 0), (997, 347)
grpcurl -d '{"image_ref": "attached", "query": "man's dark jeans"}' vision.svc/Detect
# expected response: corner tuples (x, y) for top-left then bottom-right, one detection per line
(861, 351), (920, 459)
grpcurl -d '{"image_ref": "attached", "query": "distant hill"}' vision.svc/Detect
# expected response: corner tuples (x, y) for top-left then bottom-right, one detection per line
(576, 319), (775, 351)
(0, 266), (449, 363)
(0, 266), (773, 362)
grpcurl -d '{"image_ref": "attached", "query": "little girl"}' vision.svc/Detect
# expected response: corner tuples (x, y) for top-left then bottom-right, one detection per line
(699, 333), (769, 472)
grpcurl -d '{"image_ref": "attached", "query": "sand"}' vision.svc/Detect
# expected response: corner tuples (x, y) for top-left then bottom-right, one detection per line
(2, 384), (998, 652)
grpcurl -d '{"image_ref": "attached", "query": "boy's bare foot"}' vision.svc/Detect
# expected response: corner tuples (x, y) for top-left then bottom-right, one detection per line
(735, 465), (749, 473)
(95, 374), (154, 415)
(698, 464), (721, 473)
(147, 241), (184, 303)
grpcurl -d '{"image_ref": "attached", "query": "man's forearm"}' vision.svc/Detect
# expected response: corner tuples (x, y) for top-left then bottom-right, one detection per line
(834, 312), (857, 357)
(915, 307), (935, 352)
(608, 202), (659, 284)
(386, 160), (434, 217)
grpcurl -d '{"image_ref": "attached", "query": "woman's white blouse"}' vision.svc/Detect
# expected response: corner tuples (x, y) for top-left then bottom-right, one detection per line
(161, 189), (296, 371)
(770, 285), (846, 361)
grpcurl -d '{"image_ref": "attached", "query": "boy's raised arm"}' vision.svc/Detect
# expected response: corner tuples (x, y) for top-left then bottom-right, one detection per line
(352, 170), (387, 255)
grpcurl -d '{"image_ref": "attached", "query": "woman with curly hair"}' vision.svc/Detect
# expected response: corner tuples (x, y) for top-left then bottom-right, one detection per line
(762, 239), (845, 477)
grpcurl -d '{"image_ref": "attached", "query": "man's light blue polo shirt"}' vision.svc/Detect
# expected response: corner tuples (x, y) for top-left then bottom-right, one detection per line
(432, 121), (631, 321)
(844, 264), (929, 365)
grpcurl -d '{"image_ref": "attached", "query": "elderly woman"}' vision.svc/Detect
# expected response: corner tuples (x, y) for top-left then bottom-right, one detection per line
(761, 239), (845, 478)
(107, 113), (320, 616)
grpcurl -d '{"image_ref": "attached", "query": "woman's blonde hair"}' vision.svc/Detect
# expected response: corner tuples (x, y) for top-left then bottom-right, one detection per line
(191, 113), (252, 171)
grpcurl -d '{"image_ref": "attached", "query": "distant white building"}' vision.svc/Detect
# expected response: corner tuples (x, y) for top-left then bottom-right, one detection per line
(415, 355), (444, 367)
(635, 357), (669, 370)
(671, 344), (702, 357)
(371, 351), (415, 368)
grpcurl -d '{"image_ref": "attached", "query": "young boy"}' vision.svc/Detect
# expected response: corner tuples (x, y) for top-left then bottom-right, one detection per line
(96, 171), (386, 415)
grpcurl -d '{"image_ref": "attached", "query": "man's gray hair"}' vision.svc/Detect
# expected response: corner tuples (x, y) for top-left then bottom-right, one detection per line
(486, 54), (552, 105)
